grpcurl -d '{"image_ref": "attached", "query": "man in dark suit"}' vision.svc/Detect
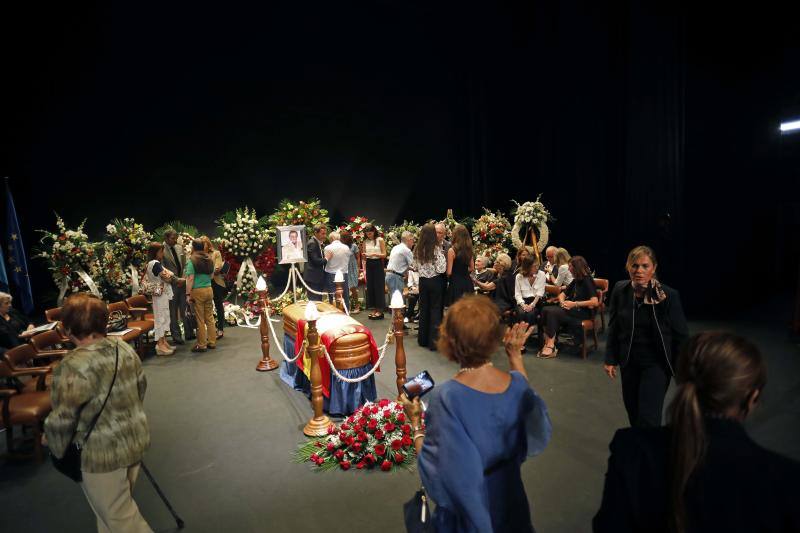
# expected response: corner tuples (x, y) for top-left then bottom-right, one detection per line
(304, 225), (327, 301)
(162, 230), (191, 343)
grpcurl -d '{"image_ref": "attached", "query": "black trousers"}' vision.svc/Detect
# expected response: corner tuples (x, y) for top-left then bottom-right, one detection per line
(418, 275), (445, 349)
(621, 360), (671, 428)
(212, 282), (228, 331)
(407, 293), (419, 318)
(542, 305), (585, 339)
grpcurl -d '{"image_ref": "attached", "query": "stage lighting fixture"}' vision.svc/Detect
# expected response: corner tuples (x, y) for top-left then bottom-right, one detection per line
(779, 120), (800, 133)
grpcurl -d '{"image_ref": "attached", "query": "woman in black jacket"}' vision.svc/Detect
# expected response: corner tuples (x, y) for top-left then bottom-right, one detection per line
(594, 331), (800, 533)
(603, 246), (688, 427)
(0, 291), (34, 351)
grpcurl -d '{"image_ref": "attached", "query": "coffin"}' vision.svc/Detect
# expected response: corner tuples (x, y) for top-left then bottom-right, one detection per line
(279, 301), (379, 416)
(282, 301), (372, 370)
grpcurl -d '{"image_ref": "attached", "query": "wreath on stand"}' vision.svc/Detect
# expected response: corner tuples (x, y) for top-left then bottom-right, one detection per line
(511, 196), (553, 258)
(99, 217), (152, 301)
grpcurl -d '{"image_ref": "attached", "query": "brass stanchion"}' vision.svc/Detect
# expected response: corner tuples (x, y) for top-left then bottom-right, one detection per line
(333, 269), (346, 313)
(303, 301), (333, 437)
(389, 290), (407, 397)
(255, 277), (278, 372)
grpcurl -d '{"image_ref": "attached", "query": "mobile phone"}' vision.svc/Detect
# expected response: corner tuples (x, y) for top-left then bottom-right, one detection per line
(403, 370), (435, 399)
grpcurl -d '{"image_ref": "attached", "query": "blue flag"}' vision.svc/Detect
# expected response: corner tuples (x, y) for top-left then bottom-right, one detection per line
(0, 243), (8, 293)
(5, 178), (33, 314)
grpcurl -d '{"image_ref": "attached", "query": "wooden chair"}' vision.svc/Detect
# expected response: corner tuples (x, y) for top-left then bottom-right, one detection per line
(125, 294), (154, 321)
(0, 360), (52, 462)
(108, 301), (153, 354)
(30, 330), (71, 361)
(44, 307), (62, 323)
(577, 293), (601, 360)
(594, 278), (610, 332)
(2, 344), (53, 393)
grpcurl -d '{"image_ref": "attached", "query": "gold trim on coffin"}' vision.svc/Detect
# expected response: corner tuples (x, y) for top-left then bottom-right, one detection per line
(282, 302), (373, 370)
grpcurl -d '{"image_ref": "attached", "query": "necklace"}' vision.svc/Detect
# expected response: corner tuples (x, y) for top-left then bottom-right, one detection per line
(457, 362), (493, 374)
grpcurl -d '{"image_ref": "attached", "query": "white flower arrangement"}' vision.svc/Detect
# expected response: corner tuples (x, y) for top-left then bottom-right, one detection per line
(510, 196), (552, 254)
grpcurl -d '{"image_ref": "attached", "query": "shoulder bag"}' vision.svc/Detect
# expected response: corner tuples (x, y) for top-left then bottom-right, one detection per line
(51, 343), (119, 482)
(140, 262), (164, 297)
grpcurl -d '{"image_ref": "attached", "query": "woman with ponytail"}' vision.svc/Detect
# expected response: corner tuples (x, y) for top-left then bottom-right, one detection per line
(594, 331), (800, 532)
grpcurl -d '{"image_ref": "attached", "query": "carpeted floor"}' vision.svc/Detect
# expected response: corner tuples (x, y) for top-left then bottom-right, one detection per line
(2, 314), (799, 532)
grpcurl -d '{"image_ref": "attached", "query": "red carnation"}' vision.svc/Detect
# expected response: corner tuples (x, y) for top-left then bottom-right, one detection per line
(356, 461), (366, 470)
(352, 442), (362, 452)
(334, 450), (344, 460)
(326, 442), (335, 452)
(354, 424), (363, 433)
(347, 416), (355, 424)
(367, 419), (378, 431)
(315, 456), (325, 465)
(384, 422), (396, 432)
(364, 453), (376, 464)
(340, 460), (351, 471)
(314, 441), (323, 448)
(394, 452), (405, 464)
(327, 425), (337, 435)
(358, 432), (368, 442)
(310, 453), (319, 463)
(378, 399), (390, 408)
(341, 423), (350, 431)
(380, 460), (392, 471)
(382, 410), (391, 418)
(371, 406), (379, 414)
(375, 444), (387, 456)
(374, 430), (384, 440)
(395, 404), (404, 411)
(397, 413), (406, 423)
(391, 439), (403, 451)
(401, 424), (411, 434)
(350, 216), (355, 222)
(402, 435), (413, 447)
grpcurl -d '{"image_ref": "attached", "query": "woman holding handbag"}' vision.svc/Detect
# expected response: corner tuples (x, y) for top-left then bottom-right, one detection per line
(144, 242), (176, 356)
(44, 292), (152, 533)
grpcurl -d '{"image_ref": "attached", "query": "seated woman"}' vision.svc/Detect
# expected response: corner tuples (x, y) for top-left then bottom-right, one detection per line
(474, 253), (514, 313)
(401, 295), (552, 532)
(538, 256), (598, 359)
(594, 331), (800, 532)
(0, 291), (35, 351)
(474, 256), (495, 295)
(514, 256), (547, 327)
(547, 247), (573, 289)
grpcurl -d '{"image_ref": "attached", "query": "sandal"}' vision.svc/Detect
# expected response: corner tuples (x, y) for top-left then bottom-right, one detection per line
(537, 346), (558, 359)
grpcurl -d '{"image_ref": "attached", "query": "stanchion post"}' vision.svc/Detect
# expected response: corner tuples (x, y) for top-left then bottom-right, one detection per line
(256, 276), (279, 372)
(389, 290), (407, 397)
(303, 301), (333, 436)
(334, 269), (345, 312)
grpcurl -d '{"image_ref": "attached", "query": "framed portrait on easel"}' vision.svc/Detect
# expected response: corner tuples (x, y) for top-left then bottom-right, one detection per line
(277, 225), (308, 265)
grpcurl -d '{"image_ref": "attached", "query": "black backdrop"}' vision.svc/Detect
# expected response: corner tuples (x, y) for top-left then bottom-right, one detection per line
(3, 1), (799, 317)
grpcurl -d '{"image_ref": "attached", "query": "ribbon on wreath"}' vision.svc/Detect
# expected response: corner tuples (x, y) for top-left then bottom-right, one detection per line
(57, 268), (102, 305)
(129, 264), (140, 295)
(235, 257), (259, 294)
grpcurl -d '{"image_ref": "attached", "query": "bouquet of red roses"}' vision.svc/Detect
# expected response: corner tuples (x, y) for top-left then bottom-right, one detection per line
(295, 399), (423, 472)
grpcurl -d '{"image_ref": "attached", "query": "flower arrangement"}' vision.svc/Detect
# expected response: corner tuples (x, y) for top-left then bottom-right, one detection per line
(295, 399), (421, 472)
(338, 215), (379, 244)
(217, 207), (275, 296)
(99, 218), (152, 300)
(270, 287), (307, 316)
(510, 196), (553, 254)
(35, 215), (101, 299)
(440, 208), (458, 239)
(269, 198), (329, 236)
(472, 209), (512, 261)
(385, 220), (420, 254)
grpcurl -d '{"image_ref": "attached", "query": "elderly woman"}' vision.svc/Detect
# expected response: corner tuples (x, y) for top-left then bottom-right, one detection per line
(474, 253), (514, 312)
(401, 295), (552, 532)
(594, 332), (800, 532)
(44, 292), (151, 532)
(0, 291), (35, 351)
(538, 256), (599, 359)
(603, 245), (689, 428)
(144, 242), (176, 356)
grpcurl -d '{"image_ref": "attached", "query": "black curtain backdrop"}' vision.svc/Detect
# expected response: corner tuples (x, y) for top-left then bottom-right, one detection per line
(3, 1), (798, 316)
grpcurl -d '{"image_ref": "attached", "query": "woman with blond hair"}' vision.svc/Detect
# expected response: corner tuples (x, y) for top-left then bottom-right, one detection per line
(603, 245), (688, 427)
(547, 247), (573, 289)
(594, 331), (800, 532)
(401, 295), (551, 532)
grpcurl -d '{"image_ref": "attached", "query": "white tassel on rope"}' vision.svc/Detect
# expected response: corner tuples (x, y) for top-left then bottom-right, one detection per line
(333, 269), (350, 316)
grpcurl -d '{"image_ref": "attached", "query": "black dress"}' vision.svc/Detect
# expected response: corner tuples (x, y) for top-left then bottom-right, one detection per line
(365, 259), (385, 310)
(0, 308), (30, 350)
(541, 276), (595, 338)
(447, 255), (473, 305)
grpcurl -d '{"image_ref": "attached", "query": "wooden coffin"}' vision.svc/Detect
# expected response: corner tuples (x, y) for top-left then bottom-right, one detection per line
(282, 301), (373, 370)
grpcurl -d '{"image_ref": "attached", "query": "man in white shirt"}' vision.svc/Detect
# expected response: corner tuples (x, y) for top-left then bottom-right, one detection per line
(324, 231), (352, 310)
(386, 231), (415, 302)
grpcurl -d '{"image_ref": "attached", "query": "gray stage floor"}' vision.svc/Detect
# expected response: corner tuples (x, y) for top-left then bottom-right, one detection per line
(2, 315), (799, 532)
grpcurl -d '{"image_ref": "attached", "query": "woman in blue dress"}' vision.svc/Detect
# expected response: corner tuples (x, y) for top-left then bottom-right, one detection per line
(401, 294), (552, 532)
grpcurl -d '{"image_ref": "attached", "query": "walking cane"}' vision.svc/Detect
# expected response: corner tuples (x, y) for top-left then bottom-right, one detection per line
(141, 462), (185, 529)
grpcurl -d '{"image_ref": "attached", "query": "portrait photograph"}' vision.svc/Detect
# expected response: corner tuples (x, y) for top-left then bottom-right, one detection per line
(277, 225), (308, 264)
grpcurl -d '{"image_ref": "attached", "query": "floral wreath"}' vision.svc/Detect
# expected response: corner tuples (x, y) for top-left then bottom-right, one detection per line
(510, 197), (552, 254)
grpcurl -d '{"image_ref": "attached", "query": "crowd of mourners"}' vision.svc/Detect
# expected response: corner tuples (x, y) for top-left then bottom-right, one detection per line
(3, 222), (799, 533)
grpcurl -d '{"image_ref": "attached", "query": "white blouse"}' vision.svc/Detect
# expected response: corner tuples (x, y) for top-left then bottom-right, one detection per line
(364, 238), (384, 258)
(414, 248), (447, 278)
(514, 271), (546, 305)
(553, 264), (574, 287)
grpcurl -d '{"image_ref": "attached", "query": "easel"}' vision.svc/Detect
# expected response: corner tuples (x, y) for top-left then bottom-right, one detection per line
(525, 226), (542, 265)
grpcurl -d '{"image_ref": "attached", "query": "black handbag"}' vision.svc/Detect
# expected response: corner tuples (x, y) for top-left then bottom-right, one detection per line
(51, 343), (119, 482)
(404, 486), (435, 533)
(106, 310), (128, 332)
